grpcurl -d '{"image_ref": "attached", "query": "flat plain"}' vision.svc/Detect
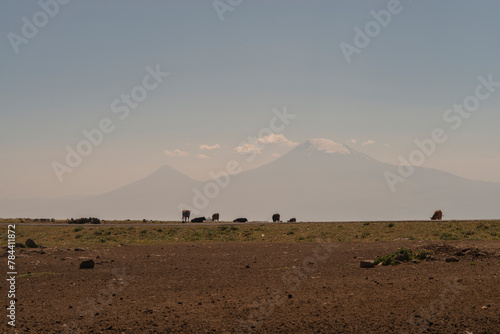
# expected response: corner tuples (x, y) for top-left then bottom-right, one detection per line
(1, 220), (499, 333)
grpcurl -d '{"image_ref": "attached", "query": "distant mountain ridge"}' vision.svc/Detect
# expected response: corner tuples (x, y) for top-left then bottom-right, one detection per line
(1, 139), (500, 221)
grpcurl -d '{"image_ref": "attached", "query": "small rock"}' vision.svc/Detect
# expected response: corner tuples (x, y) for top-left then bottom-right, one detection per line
(25, 239), (37, 248)
(74, 248), (85, 252)
(245, 265), (250, 268)
(481, 305), (489, 310)
(360, 260), (375, 268)
(79, 259), (95, 269)
(288, 294), (293, 299)
(446, 257), (459, 263)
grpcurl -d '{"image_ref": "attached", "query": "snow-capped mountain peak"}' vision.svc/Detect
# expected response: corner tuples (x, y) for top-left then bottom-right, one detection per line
(299, 138), (352, 155)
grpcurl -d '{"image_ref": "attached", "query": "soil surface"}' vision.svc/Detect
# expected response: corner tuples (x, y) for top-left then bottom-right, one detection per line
(2, 241), (499, 333)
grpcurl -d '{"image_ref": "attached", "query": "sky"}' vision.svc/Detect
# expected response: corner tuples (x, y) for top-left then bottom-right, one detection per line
(1, 0), (499, 199)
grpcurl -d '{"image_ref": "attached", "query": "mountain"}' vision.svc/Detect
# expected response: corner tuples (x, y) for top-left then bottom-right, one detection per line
(209, 139), (500, 220)
(0, 166), (202, 220)
(75, 165), (203, 219)
(1, 139), (500, 220)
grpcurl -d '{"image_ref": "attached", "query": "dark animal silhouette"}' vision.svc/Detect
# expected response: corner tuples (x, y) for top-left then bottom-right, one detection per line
(182, 210), (191, 223)
(272, 214), (281, 222)
(67, 217), (101, 225)
(430, 210), (443, 221)
(288, 218), (296, 222)
(191, 217), (206, 223)
(233, 218), (248, 223)
(212, 213), (220, 222)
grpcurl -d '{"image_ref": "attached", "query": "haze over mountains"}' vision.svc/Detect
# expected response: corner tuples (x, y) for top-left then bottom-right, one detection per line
(2, 139), (500, 221)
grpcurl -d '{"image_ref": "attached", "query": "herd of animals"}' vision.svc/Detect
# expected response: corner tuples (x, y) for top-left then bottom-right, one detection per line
(181, 210), (445, 223)
(181, 211), (296, 223)
(14, 210), (445, 224)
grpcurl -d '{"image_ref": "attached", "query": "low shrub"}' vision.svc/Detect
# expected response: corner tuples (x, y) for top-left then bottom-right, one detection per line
(414, 249), (434, 260)
(375, 247), (431, 266)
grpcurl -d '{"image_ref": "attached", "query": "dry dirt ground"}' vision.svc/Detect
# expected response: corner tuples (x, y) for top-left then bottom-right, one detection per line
(2, 241), (499, 333)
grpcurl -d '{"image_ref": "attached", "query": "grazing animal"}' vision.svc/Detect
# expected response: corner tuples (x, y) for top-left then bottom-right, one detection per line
(191, 217), (206, 223)
(182, 210), (191, 223)
(288, 218), (296, 222)
(212, 213), (220, 222)
(67, 217), (101, 225)
(272, 213), (281, 222)
(430, 210), (443, 221)
(233, 218), (248, 223)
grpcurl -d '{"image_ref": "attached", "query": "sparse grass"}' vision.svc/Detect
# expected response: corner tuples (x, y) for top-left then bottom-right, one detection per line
(440, 232), (460, 241)
(395, 247), (413, 261)
(375, 247), (433, 266)
(477, 222), (489, 230)
(464, 229), (475, 237)
(1, 220), (498, 248)
(375, 253), (398, 266)
(414, 249), (434, 260)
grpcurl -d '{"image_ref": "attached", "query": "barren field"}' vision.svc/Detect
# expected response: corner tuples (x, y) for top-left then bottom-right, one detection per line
(2, 237), (499, 333)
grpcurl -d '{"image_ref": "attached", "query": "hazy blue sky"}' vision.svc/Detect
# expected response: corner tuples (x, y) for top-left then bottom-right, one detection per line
(1, 0), (499, 199)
